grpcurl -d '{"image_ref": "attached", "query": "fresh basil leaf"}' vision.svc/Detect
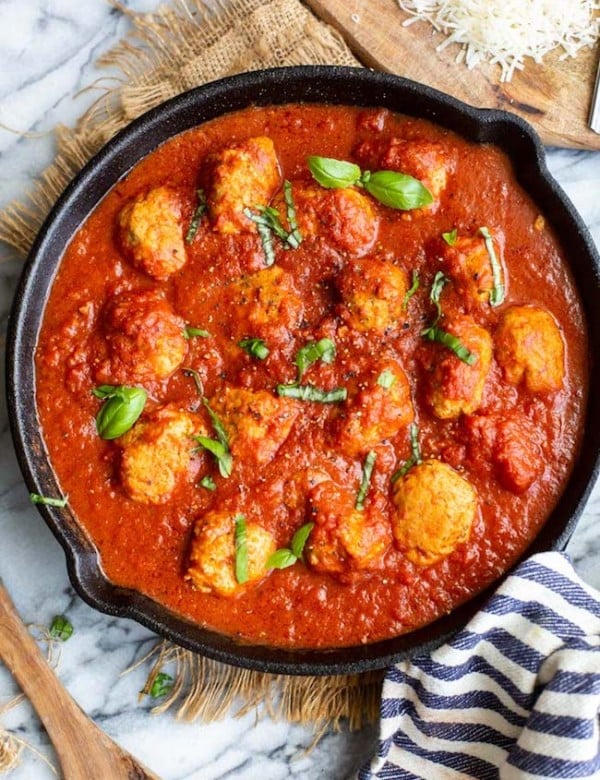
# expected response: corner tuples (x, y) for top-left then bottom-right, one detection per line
(290, 522), (314, 560)
(479, 226), (505, 307)
(95, 386), (146, 440)
(185, 189), (207, 244)
(276, 384), (347, 403)
(377, 369), (397, 389)
(442, 228), (458, 246)
(266, 548), (298, 570)
(194, 436), (232, 478)
(244, 208), (277, 266)
(239, 338), (269, 360)
(30, 493), (68, 508)
(355, 450), (377, 511)
(295, 337), (336, 379)
(234, 514), (248, 584)
(307, 156), (361, 189)
(49, 615), (73, 641)
(429, 271), (449, 325)
(361, 170), (433, 210)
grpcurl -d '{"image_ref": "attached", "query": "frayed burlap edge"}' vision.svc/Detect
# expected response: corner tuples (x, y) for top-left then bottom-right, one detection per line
(0, 0), (383, 732)
(0, 0), (359, 258)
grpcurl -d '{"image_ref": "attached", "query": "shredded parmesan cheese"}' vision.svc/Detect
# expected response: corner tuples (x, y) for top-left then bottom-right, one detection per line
(398, 0), (600, 82)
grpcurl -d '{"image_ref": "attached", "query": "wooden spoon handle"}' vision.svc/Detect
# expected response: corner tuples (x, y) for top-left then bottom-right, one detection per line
(0, 579), (160, 779)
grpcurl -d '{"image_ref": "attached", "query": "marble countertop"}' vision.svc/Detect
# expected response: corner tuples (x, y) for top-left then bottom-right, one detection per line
(0, 2), (598, 778)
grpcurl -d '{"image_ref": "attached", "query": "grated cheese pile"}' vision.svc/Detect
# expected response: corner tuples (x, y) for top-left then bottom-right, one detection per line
(398, 0), (600, 82)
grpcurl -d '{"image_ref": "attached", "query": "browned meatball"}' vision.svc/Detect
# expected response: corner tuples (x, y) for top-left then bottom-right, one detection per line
(336, 359), (413, 457)
(186, 510), (276, 596)
(426, 315), (492, 419)
(205, 136), (281, 234)
(441, 233), (500, 307)
(118, 186), (186, 280)
(464, 412), (543, 494)
(392, 459), (478, 566)
(338, 257), (409, 333)
(306, 480), (391, 575)
(119, 405), (205, 504)
(287, 184), (378, 256)
(97, 289), (188, 384)
(211, 386), (300, 468)
(357, 138), (454, 213)
(495, 305), (564, 393)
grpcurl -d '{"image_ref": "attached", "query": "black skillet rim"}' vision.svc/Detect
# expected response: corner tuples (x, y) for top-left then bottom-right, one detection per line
(6, 66), (600, 676)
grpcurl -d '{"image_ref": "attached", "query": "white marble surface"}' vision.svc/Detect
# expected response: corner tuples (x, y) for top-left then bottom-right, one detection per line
(0, 2), (598, 778)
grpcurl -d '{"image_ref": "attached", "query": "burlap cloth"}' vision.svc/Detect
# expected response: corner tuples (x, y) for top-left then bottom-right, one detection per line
(0, 0), (384, 738)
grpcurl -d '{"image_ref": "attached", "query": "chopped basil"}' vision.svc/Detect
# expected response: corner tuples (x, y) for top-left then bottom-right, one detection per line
(361, 169), (433, 211)
(402, 270), (420, 310)
(267, 522), (314, 570)
(49, 615), (73, 641)
(276, 384), (347, 403)
(182, 367), (204, 396)
(295, 337), (335, 380)
(355, 450), (377, 511)
(193, 436), (232, 478)
(239, 338), (269, 360)
(392, 424), (422, 482)
(30, 493), (68, 508)
(199, 475), (216, 491)
(185, 189), (206, 244)
(442, 228), (458, 246)
(93, 385), (147, 440)
(479, 226), (505, 307)
(423, 326), (476, 365)
(234, 514), (248, 584)
(202, 399), (229, 449)
(283, 180), (302, 248)
(377, 369), (397, 389)
(183, 326), (210, 339)
(307, 156), (361, 189)
(307, 156), (433, 210)
(247, 210), (277, 266)
(421, 272), (473, 363)
(149, 672), (174, 698)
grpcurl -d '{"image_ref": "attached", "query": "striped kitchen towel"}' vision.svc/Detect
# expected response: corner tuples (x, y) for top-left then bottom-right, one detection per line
(359, 552), (600, 780)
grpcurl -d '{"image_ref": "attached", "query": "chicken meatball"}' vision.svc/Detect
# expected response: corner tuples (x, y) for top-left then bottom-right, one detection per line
(211, 386), (300, 468)
(186, 510), (276, 596)
(233, 266), (304, 339)
(204, 136), (281, 235)
(118, 186), (186, 280)
(97, 289), (187, 384)
(426, 315), (492, 419)
(119, 405), (203, 504)
(357, 138), (454, 213)
(306, 481), (391, 575)
(392, 460), (478, 566)
(464, 412), (543, 494)
(441, 232), (501, 307)
(286, 184), (378, 256)
(339, 257), (409, 333)
(495, 305), (565, 393)
(336, 360), (413, 457)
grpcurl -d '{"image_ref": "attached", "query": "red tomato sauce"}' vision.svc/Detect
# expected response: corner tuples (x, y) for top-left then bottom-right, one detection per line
(35, 104), (588, 648)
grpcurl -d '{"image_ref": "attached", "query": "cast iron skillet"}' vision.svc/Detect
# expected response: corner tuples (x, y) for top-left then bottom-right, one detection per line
(7, 66), (600, 675)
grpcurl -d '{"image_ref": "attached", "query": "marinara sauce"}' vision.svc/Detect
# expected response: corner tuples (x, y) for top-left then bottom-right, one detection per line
(35, 105), (588, 648)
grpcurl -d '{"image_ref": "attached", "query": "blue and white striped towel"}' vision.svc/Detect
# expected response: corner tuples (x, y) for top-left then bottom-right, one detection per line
(359, 552), (600, 780)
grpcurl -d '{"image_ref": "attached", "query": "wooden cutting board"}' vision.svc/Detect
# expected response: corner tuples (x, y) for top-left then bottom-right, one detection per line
(304, 0), (600, 150)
